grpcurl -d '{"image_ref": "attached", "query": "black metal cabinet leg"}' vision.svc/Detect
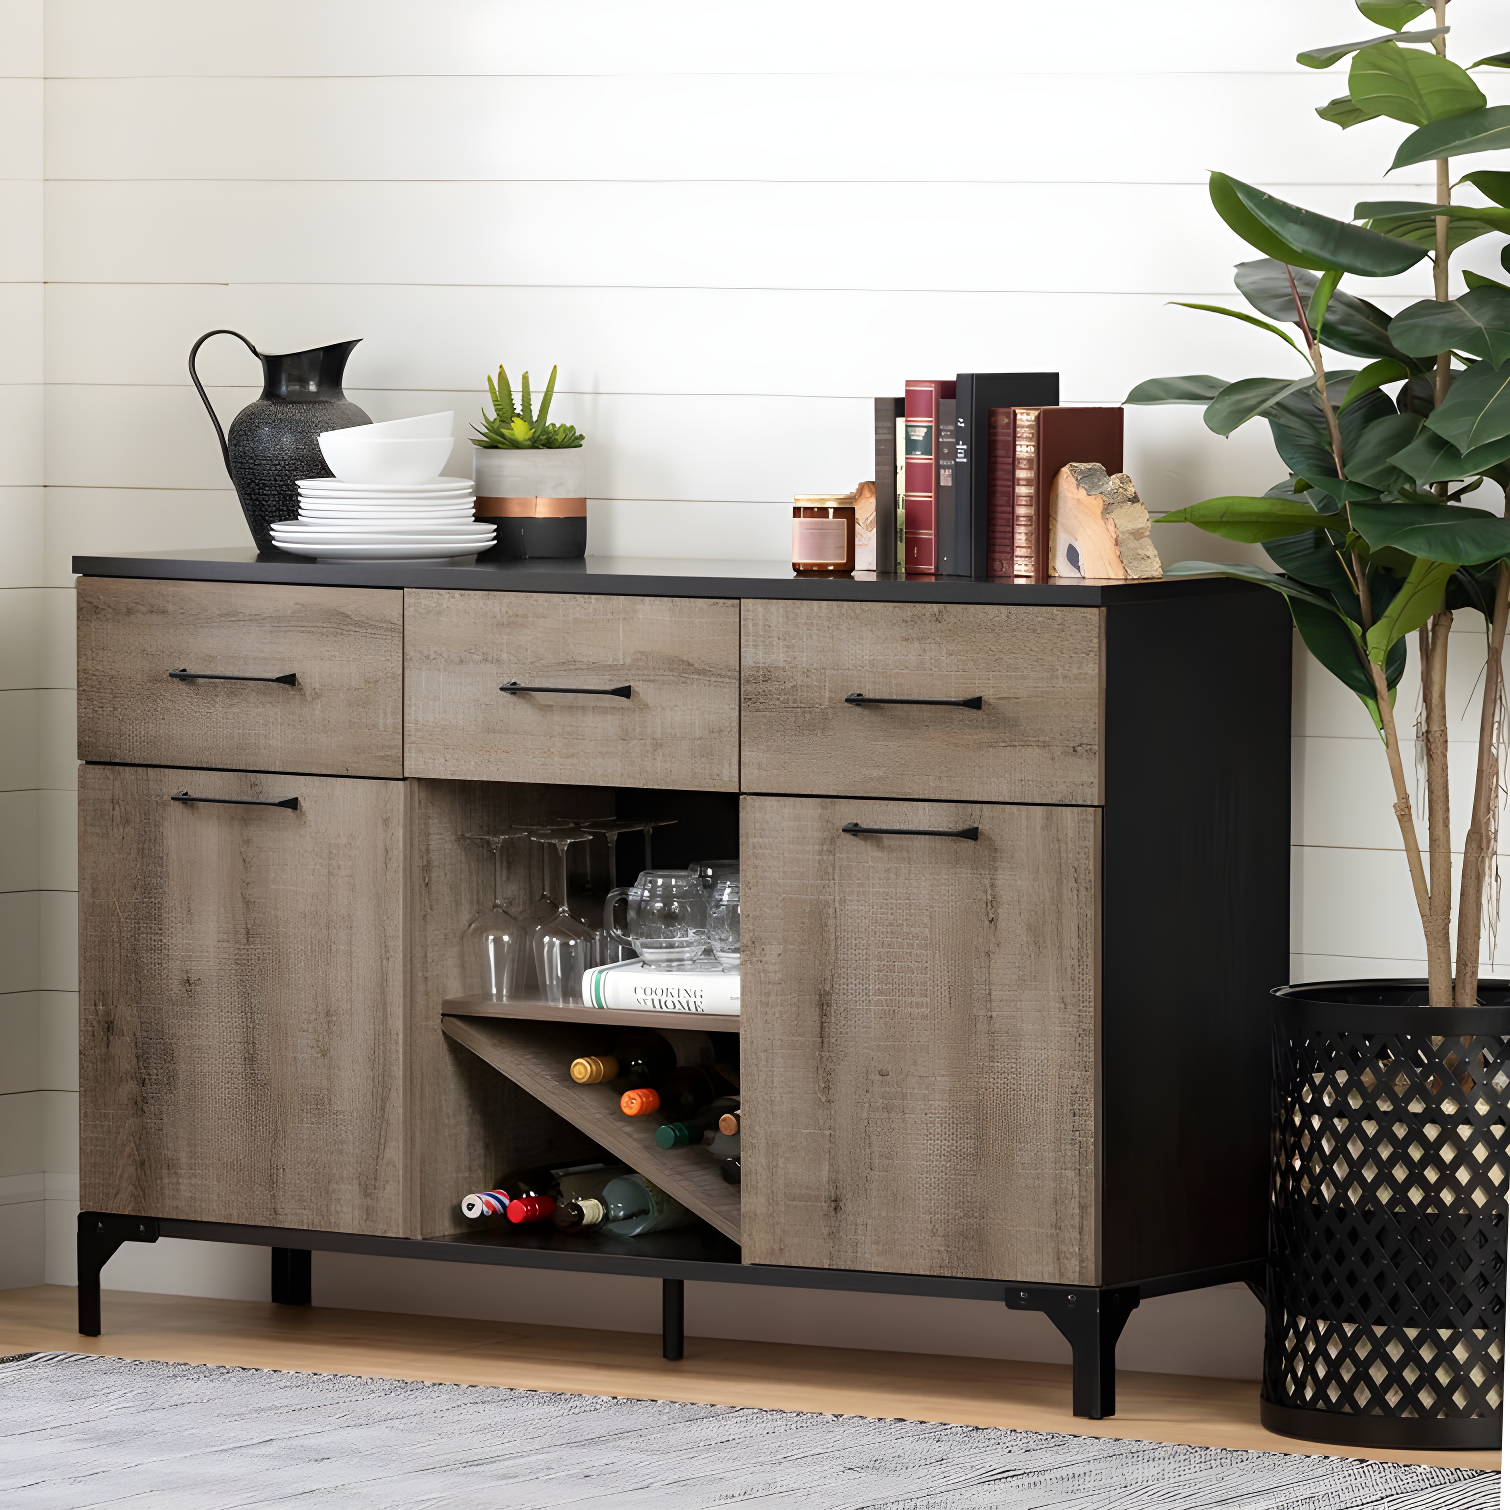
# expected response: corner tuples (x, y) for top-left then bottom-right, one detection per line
(662, 1278), (684, 1361)
(1009, 1286), (1139, 1419)
(271, 1248), (312, 1306)
(77, 1214), (159, 1337)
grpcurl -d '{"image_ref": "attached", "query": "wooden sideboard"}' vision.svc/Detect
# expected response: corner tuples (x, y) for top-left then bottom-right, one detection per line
(72, 550), (1292, 1419)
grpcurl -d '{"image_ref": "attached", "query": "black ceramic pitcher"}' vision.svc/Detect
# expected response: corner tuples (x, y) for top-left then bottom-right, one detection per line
(189, 330), (371, 552)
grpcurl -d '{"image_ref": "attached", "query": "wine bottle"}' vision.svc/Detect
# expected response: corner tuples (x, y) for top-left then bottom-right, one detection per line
(619, 1064), (732, 1119)
(654, 1096), (739, 1150)
(569, 1028), (712, 1088)
(552, 1172), (698, 1236)
(507, 1162), (628, 1225)
(460, 1159), (611, 1222)
(719, 1156), (741, 1185)
(718, 1109), (740, 1137)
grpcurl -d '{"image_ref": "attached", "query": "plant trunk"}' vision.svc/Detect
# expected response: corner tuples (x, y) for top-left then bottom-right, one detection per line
(1370, 661), (1436, 946)
(1422, 613), (1453, 1006)
(1455, 563), (1510, 1005)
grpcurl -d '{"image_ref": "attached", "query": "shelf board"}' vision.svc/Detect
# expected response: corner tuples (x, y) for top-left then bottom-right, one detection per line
(428, 1219), (742, 1268)
(441, 1014), (743, 1246)
(443, 992), (740, 1033)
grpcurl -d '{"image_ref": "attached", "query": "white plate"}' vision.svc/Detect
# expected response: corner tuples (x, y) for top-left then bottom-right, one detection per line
(273, 528), (495, 543)
(272, 540), (485, 561)
(297, 488), (474, 501)
(297, 504), (476, 516)
(297, 510), (477, 522)
(296, 477), (473, 495)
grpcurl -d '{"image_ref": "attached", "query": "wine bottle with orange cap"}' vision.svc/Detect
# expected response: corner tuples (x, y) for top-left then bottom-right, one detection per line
(618, 1064), (732, 1120)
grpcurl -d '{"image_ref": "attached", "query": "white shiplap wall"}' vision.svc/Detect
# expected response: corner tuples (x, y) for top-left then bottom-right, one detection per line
(25, 0), (1510, 1376)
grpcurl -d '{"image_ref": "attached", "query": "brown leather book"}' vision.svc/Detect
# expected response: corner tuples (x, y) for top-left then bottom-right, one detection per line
(986, 407), (1124, 582)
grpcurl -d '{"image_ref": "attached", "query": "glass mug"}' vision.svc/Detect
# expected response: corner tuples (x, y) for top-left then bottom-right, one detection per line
(604, 870), (709, 969)
(708, 877), (739, 972)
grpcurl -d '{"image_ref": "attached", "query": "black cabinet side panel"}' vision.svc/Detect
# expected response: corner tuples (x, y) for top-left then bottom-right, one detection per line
(1100, 589), (1291, 1284)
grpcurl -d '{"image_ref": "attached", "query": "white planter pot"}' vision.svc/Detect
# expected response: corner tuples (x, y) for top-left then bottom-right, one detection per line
(472, 444), (588, 559)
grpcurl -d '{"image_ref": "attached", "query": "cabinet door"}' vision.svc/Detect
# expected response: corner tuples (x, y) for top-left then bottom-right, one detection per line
(79, 764), (407, 1235)
(741, 795), (1100, 1284)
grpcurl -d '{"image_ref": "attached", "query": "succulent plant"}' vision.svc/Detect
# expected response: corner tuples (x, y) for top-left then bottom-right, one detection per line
(470, 364), (585, 449)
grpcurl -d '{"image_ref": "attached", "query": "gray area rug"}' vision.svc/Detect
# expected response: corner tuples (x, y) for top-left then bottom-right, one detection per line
(0, 1351), (1497, 1508)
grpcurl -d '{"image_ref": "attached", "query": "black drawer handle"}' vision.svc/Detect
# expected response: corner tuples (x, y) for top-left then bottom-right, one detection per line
(501, 681), (632, 699)
(171, 791), (299, 811)
(844, 692), (982, 710)
(170, 668), (297, 686)
(842, 821), (979, 841)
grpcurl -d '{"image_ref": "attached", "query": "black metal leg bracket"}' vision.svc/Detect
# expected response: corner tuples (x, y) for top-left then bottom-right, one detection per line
(77, 1213), (159, 1337)
(1005, 1284), (1140, 1419)
(271, 1247), (312, 1306)
(662, 1277), (685, 1362)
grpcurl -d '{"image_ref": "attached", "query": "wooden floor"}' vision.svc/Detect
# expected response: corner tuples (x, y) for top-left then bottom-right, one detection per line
(0, 1285), (1498, 1472)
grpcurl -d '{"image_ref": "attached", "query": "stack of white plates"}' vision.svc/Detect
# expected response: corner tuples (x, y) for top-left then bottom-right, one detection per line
(270, 478), (495, 561)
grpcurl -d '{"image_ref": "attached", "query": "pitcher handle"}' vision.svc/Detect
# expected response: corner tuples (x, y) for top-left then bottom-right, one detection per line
(603, 888), (635, 949)
(188, 329), (260, 478)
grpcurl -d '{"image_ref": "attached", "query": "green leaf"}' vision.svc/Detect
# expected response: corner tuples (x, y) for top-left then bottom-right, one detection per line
(1354, 201), (1503, 252)
(1160, 559), (1357, 616)
(1204, 375), (1320, 436)
(1291, 598), (1390, 728)
(1307, 269), (1343, 336)
(520, 371), (534, 426)
(1346, 410), (1425, 488)
(1356, 0), (1431, 28)
(1298, 25), (1447, 68)
(1155, 495), (1333, 543)
(1211, 173), (1430, 276)
(1169, 301), (1304, 354)
(1365, 554), (1457, 665)
(1464, 270), (1510, 293)
(1461, 170), (1510, 207)
(1234, 258), (1418, 364)
(1471, 50), (1510, 69)
(535, 364), (559, 433)
(1390, 286), (1510, 365)
(1299, 476), (1381, 507)
(495, 366), (515, 422)
(1351, 498), (1510, 563)
(1340, 358), (1411, 409)
(1348, 41), (1485, 127)
(1264, 530), (1359, 600)
(1392, 105), (1510, 169)
(1124, 375), (1229, 405)
(1392, 425), (1510, 480)
(1318, 94), (1390, 128)
(1425, 359), (1510, 452)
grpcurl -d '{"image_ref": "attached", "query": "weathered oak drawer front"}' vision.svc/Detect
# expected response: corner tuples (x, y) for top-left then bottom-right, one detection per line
(404, 589), (740, 790)
(78, 764), (407, 1236)
(741, 794), (1101, 1284)
(740, 600), (1102, 804)
(77, 577), (404, 777)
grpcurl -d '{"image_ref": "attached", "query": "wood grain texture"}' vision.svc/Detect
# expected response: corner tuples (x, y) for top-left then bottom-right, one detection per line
(404, 590), (740, 792)
(441, 1014), (742, 1244)
(78, 764), (408, 1234)
(76, 576), (404, 777)
(444, 994), (740, 1034)
(405, 778), (613, 1239)
(741, 795), (1100, 1284)
(740, 600), (1102, 804)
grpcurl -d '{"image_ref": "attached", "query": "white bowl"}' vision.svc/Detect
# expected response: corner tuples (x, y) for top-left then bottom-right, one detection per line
(359, 411), (455, 439)
(317, 431), (454, 484)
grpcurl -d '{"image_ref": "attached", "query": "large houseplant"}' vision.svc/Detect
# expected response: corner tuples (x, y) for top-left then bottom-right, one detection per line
(471, 363), (589, 559)
(1129, 1), (1510, 1450)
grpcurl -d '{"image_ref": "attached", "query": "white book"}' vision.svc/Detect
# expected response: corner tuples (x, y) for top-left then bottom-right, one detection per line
(582, 958), (740, 1015)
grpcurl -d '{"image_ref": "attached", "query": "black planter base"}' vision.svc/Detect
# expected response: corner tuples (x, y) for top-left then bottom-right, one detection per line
(1260, 1396), (1501, 1452)
(489, 516), (587, 560)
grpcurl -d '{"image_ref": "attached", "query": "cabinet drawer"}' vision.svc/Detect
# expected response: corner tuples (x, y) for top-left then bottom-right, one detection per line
(77, 577), (404, 777)
(78, 764), (407, 1235)
(741, 599), (1102, 804)
(404, 589), (740, 791)
(741, 794), (1101, 1284)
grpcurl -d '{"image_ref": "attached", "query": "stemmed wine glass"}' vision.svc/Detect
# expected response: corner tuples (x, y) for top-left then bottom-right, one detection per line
(529, 826), (600, 1005)
(459, 831), (527, 1001)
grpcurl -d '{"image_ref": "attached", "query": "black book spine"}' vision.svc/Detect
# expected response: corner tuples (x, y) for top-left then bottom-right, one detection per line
(953, 374), (975, 576)
(873, 396), (902, 574)
(935, 398), (961, 575)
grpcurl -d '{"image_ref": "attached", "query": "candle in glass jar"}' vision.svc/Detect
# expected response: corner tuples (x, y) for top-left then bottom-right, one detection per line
(792, 495), (856, 574)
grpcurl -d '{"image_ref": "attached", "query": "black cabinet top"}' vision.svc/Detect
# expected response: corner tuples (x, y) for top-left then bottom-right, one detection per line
(71, 548), (1253, 606)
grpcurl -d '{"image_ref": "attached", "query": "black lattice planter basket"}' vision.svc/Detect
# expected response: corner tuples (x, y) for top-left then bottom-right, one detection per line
(1263, 981), (1510, 1450)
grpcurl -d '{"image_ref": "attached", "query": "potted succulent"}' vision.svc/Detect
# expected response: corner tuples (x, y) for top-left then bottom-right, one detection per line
(1129, 0), (1510, 1451)
(471, 364), (588, 559)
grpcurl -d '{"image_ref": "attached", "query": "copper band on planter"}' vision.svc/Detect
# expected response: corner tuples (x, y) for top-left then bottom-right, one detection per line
(475, 496), (588, 519)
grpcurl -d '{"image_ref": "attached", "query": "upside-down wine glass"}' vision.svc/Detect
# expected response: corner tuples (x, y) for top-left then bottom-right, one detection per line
(459, 831), (526, 1001)
(530, 827), (600, 1005)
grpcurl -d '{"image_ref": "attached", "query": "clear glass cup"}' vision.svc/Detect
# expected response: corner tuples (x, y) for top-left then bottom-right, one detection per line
(530, 828), (600, 1005)
(688, 859), (739, 891)
(460, 832), (526, 1000)
(604, 869), (709, 970)
(708, 877), (740, 972)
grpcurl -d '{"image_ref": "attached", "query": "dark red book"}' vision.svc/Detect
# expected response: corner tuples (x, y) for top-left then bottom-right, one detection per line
(985, 407), (1123, 582)
(902, 380), (955, 574)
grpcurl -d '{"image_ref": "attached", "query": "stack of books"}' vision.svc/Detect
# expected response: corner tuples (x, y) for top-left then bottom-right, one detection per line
(874, 374), (1124, 581)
